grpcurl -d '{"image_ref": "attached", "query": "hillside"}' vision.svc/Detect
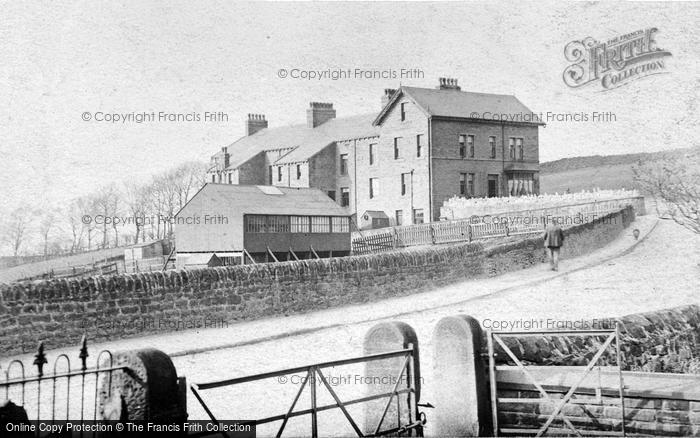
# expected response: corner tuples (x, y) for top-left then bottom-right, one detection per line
(540, 148), (695, 174)
(539, 147), (698, 194)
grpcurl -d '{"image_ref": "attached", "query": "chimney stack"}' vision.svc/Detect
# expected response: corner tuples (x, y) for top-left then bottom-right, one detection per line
(245, 114), (268, 136)
(437, 77), (461, 91)
(307, 102), (336, 128)
(221, 146), (229, 168)
(381, 89), (397, 108)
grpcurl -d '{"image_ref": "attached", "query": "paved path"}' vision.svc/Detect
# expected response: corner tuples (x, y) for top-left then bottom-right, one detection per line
(7, 215), (700, 436)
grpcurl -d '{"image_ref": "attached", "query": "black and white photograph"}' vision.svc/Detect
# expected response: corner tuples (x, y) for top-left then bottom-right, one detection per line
(1, 1), (699, 437)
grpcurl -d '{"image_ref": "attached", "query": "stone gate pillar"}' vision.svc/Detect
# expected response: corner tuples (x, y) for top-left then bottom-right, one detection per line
(363, 321), (421, 435)
(432, 315), (491, 436)
(98, 348), (187, 424)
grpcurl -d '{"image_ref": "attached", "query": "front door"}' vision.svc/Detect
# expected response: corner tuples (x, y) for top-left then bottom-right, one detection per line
(488, 175), (499, 197)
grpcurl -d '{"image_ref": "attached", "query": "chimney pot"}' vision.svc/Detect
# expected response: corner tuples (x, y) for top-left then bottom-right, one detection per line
(307, 102), (336, 128)
(245, 113), (268, 135)
(437, 77), (461, 91)
(381, 88), (397, 108)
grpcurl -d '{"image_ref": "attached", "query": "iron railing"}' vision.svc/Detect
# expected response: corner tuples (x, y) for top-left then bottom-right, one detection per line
(0, 337), (129, 428)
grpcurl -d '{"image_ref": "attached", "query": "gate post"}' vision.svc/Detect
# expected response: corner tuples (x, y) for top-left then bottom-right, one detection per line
(432, 315), (491, 437)
(363, 321), (421, 435)
(98, 348), (187, 425)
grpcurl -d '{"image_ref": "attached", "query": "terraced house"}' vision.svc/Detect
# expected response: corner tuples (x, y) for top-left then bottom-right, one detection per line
(208, 78), (543, 229)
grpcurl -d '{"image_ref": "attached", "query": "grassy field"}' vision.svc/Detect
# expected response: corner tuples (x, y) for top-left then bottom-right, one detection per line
(539, 147), (699, 194)
(540, 163), (638, 194)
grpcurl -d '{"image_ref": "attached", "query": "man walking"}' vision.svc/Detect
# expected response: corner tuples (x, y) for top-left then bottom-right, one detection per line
(543, 218), (564, 271)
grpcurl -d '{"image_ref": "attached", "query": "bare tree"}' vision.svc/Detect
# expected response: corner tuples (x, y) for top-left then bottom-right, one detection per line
(93, 184), (120, 248)
(2, 207), (32, 256)
(67, 199), (86, 253)
(124, 182), (150, 244)
(76, 195), (98, 250)
(110, 191), (122, 247)
(172, 161), (208, 210)
(156, 172), (179, 240)
(633, 148), (700, 234)
(38, 209), (57, 257)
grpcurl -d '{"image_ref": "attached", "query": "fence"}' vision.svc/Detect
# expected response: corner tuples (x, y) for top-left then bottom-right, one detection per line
(121, 256), (171, 273)
(16, 256), (173, 282)
(352, 197), (644, 255)
(20, 261), (121, 281)
(0, 337), (127, 424)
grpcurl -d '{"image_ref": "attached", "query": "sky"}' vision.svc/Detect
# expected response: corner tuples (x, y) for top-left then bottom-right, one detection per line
(1, 1), (698, 218)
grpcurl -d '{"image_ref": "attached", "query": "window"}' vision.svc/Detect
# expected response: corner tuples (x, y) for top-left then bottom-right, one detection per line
(246, 215), (267, 233)
(211, 174), (216, 183)
(416, 134), (423, 157)
(401, 173), (408, 196)
(517, 138), (524, 160)
(413, 209), (424, 224)
(327, 190), (336, 201)
(508, 172), (535, 196)
(468, 173), (475, 196)
(340, 154), (348, 175)
(509, 138), (515, 160)
(228, 173), (232, 184)
(489, 136), (497, 158)
(277, 166), (282, 182)
(400, 102), (407, 121)
(459, 173), (467, 196)
(267, 215), (290, 233)
(311, 216), (330, 233)
(394, 137), (402, 159)
(369, 143), (376, 165)
(291, 216), (310, 233)
(369, 178), (378, 199)
(296, 164), (301, 179)
(331, 217), (349, 233)
(459, 135), (466, 158)
(395, 210), (403, 226)
(268, 166), (273, 184)
(467, 135), (475, 158)
(340, 187), (350, 207)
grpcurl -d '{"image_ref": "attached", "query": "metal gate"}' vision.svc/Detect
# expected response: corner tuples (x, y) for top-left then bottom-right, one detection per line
(190, 344), (425, 438)
(487, 326), (626, 437)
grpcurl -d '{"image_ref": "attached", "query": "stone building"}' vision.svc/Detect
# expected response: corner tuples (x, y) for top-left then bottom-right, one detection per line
(207, 78), (542, 228)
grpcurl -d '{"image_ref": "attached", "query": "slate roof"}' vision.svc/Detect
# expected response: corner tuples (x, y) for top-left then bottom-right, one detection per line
(223, 113), (379, 169)
(178, 184), (350, 217)
(219, 86), (541, 170)
(276, 114), (379, 164)
(373, 86), (544, 125)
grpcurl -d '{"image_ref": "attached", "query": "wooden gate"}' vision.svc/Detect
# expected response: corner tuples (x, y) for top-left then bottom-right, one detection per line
(487, 326), (626, 437)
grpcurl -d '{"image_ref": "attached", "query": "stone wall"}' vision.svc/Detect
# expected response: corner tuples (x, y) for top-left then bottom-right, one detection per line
(0, 207), (634, 356)
(494, 304), (700, 373)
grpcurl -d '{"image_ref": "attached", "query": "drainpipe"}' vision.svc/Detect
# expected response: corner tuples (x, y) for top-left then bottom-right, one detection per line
(353, 139), (358, 219)
(410, 168), (415, 222)
(428, 116), (433, 221)
(501, 122), (506, 196)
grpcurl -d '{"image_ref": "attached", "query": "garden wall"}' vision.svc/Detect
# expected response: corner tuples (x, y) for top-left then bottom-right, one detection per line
(0, 207), (635, 356)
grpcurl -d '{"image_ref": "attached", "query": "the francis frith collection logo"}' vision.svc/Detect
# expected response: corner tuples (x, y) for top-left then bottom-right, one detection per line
(563, 27), (672, 91)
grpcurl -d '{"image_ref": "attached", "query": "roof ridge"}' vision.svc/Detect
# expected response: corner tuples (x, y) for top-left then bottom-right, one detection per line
(402, 85), (516, 97)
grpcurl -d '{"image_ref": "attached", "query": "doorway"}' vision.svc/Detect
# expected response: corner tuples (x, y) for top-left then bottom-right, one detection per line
(488, 175), (499, 197)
